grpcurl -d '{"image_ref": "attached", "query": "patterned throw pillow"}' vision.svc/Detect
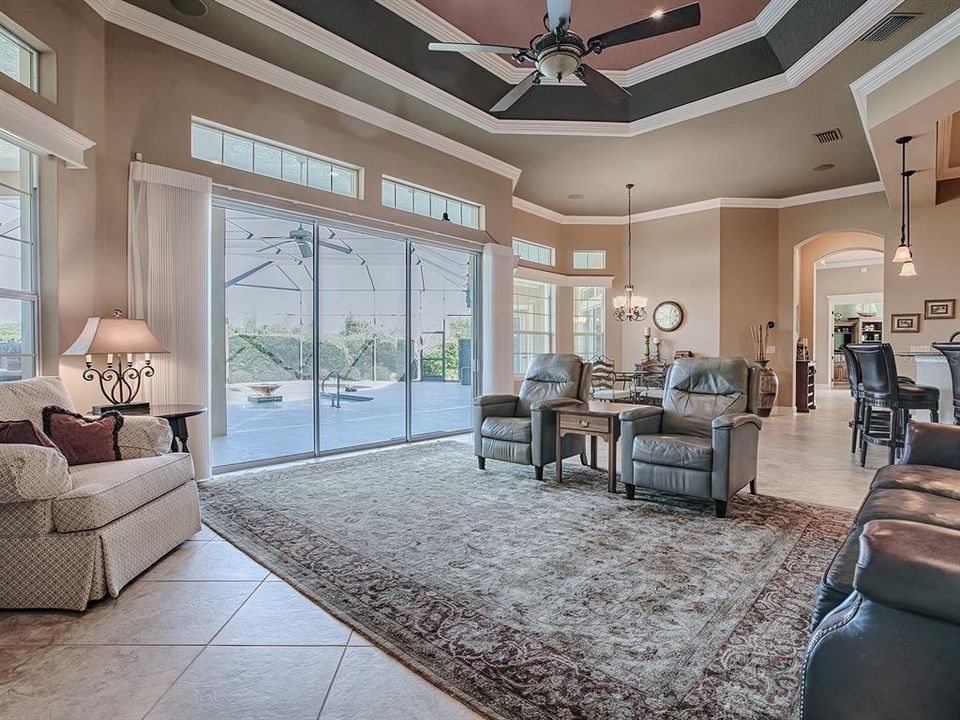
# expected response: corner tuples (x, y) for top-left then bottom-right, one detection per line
(41, 406), (124, 466)
(0, 419), (59, 449)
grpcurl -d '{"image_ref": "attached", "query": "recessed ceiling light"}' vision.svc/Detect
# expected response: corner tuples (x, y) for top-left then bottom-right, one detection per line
(651, 9), (665, 19)
(813, 163), (836, 172)
(170, 0), (208, 17)
(568, 193), (584, 200)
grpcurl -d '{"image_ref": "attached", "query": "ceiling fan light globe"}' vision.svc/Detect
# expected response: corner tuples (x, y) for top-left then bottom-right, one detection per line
(537, 49), (580, 80)
(891, 244), (912, 263)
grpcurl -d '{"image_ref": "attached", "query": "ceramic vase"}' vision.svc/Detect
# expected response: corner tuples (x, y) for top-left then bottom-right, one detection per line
(754, 359), (778, 417)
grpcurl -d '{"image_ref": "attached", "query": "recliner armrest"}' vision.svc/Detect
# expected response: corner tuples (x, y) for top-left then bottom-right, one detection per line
(473, 394), (519, 408)
(529, 398), (584, 412)
(619, 406), (663, 422)
(900, 422), (960, 470)
(854, 519), (960, 624)
(712, 412), (762, 431)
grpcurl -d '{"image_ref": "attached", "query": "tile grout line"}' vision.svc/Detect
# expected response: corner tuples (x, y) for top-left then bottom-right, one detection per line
(314, 644), (350, 720)
(136, 567), (268, 720)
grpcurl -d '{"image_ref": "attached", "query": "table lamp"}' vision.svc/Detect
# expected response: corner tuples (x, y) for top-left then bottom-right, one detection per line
(63, 309), (168, 413)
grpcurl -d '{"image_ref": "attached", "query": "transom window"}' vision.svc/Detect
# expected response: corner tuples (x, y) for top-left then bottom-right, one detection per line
(0, 23), (37, 91)
(381, 177), (482, 230)
(513, 238), (555, 266)
(513, 279), (554, 374)
(0, 136), (38, 381)
(191, 120), (360, 199)
(573, 286), (605, 360)
(573, 250), (606, 269)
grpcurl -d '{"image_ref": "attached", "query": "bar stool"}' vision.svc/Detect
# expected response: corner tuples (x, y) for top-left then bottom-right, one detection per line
(840, 345), (892, 454)
(848, 343), (940, 466)
(932, 342), (960, 424)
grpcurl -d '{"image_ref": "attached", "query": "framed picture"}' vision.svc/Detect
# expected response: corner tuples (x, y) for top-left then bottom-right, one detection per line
(924, 299), (956, 320)
(890, 313), (920, 333)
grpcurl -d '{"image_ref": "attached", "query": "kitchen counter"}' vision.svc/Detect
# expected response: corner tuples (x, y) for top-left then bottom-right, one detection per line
(896, 352), (952, 421)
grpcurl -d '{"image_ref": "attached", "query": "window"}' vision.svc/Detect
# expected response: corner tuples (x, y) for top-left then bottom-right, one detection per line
(573, 250), (606, 269)
(512, 238), (555, 266)
(513, 279), (554, 374)
(381, 177), (482, 230)
(0, 24), (37, 91)
(0, 137), (38, 381)
(191, 120), (360, 198)
(573, 287), (604, 360)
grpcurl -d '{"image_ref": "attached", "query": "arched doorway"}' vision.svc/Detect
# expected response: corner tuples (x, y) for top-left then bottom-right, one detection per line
(791, 230), (884, 402)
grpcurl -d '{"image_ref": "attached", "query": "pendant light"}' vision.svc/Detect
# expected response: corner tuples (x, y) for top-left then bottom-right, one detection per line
(613, 183), (647, 322)
(893, 135), (917, 275)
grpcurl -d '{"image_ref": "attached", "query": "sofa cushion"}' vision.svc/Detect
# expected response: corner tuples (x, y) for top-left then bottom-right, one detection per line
(870, 464), (960, 502)
(43, 407), (123, 466)
(811, 527), (862, 628)
(481, 417), (532, 443)
(632, 434), (713, 471)
(0, 377), (75, 427)
(854, 488), (960, 532)
(52, 454), (194, 532)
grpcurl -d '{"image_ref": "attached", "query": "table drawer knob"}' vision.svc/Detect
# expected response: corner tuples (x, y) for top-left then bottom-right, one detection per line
(578, 419), (589, 427)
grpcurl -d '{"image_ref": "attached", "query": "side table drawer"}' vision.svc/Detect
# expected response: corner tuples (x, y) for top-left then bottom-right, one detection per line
(560, 414), (610, 434)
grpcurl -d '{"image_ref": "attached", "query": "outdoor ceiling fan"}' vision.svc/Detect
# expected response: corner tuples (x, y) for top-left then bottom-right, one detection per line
(257, 226), (355, 259)
(428, 0), (701, 112)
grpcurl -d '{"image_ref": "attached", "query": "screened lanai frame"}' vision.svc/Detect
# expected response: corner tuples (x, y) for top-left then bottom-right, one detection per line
(211, 196), (483, 474)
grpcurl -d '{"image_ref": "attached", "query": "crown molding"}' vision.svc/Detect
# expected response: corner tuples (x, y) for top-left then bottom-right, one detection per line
(86, 0), (896, 139)
(375, 0), (795, 87)
(850, 7), (960, 177)
(512, 182), (884, 225)
(83, 0), (521, 186)
(0, 89), (95, 168)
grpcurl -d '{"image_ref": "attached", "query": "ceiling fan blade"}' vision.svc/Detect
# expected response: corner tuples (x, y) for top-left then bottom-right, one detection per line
(490, 70), (540, 112)
(577, 63), (630, 104)
(588, 3), (700, 51)
(546, 0), (572, 33)
(428, 42), (527, 55)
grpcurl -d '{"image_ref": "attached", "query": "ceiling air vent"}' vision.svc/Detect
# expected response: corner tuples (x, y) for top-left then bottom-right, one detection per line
(860, 13), (918, 42)
(814, 128), (843, 144)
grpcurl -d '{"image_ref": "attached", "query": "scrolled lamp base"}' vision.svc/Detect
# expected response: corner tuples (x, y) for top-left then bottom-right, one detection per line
(83, 357), (155, 407)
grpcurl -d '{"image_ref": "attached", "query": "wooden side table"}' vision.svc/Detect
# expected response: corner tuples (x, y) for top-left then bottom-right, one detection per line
(556, 401), (636, 493)
(149, 405), (207, 453)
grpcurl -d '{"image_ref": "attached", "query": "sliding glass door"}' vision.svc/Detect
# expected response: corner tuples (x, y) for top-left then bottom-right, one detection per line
(211, 199), (479, 470)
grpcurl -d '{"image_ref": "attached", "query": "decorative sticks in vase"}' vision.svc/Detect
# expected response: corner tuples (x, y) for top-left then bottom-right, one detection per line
(750, 324), (770, 364)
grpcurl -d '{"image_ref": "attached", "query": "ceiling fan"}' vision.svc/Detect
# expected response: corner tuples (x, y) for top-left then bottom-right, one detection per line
(428, 0), (701, 112)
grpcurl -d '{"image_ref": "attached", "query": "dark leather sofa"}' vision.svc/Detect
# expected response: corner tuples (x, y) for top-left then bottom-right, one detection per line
(802, 422), (960, 720)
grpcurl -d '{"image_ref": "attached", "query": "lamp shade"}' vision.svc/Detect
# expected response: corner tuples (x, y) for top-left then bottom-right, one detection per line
(892, 244), (912, 263)
(898, 261), (917, 278)
(64, 317), (168, 356)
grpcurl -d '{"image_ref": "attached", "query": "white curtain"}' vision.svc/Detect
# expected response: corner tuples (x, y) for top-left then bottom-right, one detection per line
(128, 161), (213, 479)
(481, 242), (515, 394)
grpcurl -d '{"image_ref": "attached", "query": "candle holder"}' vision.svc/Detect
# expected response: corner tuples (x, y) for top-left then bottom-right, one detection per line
(644, 334), (652, 361)
(655, 343), (662, 363)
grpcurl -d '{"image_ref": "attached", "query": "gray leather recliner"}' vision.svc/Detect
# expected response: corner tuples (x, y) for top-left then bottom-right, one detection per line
(474, 353), (592, 479)
(619, 357), (762, 517)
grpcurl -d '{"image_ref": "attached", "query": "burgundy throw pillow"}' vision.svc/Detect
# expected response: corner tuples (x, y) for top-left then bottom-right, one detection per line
(42, 406), (124, 466)
(0, 419), (58, 449)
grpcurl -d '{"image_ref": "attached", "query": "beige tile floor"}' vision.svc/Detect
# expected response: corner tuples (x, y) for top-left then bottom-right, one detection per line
(0, 388), (876, 719)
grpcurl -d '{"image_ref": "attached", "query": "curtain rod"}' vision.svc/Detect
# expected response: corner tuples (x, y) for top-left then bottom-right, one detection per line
(212, 182), (487, 249)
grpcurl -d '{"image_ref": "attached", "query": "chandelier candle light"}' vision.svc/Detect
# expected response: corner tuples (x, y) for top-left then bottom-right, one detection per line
(63, 309), (168, 413)
(613, 183), (647, 322)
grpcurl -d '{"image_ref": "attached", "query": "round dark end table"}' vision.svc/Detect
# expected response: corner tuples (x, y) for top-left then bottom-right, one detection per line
(149, 405), (207, 453)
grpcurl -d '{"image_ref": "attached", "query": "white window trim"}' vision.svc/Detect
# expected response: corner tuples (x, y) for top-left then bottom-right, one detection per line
(191, 117), (363, 199)
(381, 174), (484, 230)
(573, 286), (605, 360)
(512, 279), (555, 379)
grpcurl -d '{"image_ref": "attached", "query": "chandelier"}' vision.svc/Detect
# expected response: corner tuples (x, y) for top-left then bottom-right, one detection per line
(613, 183), (647, 322)
(892, 135), (917, 277)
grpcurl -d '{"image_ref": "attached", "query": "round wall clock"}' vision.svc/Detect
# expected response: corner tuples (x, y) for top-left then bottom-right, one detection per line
(653, 301), (684, 332)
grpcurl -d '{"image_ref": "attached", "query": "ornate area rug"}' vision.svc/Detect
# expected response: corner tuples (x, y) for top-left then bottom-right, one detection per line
(199, 441), (852, 720)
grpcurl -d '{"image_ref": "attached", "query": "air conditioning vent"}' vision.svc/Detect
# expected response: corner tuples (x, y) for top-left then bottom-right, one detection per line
(814, 128), (843, 144)
(860, 13), (918, 42)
